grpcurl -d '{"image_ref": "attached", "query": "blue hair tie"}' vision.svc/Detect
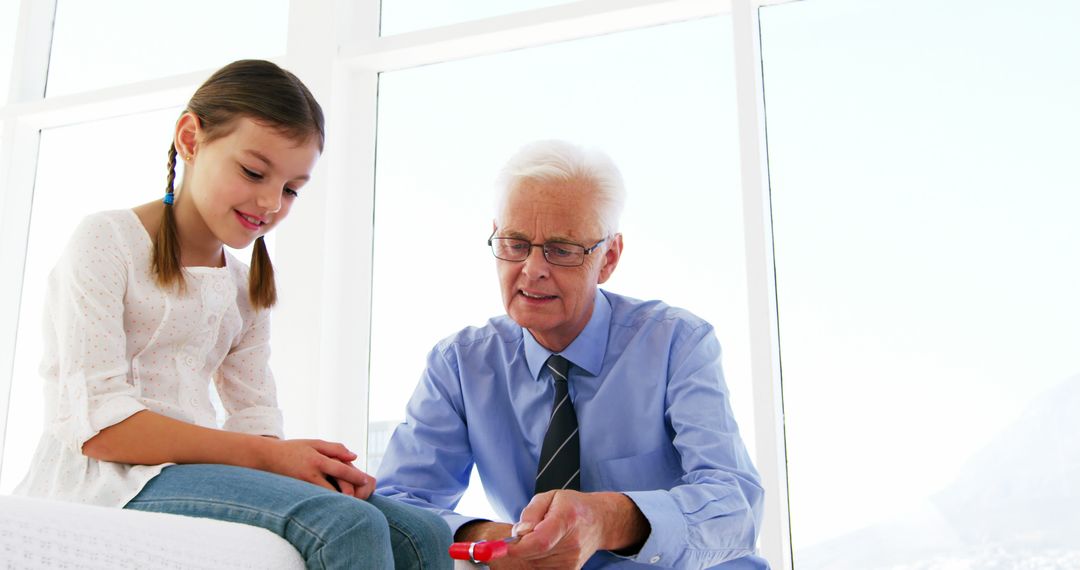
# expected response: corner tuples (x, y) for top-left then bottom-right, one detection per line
(163, 193), (174, 205)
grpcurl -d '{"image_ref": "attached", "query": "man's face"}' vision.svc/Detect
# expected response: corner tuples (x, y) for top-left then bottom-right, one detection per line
(494, 178), (622, 352)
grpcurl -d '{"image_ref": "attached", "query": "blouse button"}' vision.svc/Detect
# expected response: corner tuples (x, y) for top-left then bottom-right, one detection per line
(214, 281), (225, 292)
(185, 355), (196, 367)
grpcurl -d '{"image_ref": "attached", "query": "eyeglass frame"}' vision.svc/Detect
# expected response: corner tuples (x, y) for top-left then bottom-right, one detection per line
(487, 230), (609, 267)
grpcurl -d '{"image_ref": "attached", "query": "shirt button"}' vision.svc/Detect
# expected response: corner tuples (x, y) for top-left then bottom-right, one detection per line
(185, 356), (196, 367)
(649, 555), (661, 564)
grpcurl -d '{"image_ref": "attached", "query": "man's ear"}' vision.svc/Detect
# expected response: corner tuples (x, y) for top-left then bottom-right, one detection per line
(174, 112), (201, 162)
(597, 233), (623, 284)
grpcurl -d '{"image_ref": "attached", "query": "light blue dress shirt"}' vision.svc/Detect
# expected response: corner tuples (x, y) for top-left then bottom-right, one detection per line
(376, 289), (768, 569)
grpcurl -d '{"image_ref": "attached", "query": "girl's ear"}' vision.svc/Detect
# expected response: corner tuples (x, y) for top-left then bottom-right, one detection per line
(174, 112), (201, 162)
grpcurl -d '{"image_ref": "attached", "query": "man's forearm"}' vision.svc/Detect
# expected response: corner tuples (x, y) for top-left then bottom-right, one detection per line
(596, 492), (650, 553)
(455, 520), (513, 542)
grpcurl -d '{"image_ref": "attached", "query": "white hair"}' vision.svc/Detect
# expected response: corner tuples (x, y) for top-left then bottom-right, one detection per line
(494, 140), (627, 236)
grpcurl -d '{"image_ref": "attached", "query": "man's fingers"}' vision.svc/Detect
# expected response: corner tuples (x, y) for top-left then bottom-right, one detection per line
(508, 491), (558, 557)
(518, 491), (556, 526)
(508, 493), (567, 559)
(512, 521), (535, 537)
(507, 491), (603, 568)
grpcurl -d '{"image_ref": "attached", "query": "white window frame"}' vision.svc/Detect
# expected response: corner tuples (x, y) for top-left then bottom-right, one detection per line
(0, 0), (792, 566)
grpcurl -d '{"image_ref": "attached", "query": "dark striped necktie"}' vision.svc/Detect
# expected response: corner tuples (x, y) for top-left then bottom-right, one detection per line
(535, 354), (580, 494)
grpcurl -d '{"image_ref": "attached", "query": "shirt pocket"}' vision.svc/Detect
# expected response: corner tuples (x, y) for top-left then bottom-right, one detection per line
(598, 444), (683, 492)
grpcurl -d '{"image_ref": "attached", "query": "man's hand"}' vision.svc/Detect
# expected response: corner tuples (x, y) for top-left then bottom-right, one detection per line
(455, 521), (531, 570)
(506, 490), (650, 569)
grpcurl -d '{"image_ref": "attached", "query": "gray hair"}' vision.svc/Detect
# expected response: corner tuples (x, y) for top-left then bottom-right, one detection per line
(494, 140), (627, 236)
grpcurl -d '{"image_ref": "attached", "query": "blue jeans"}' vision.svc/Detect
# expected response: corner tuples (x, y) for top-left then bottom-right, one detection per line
(125, 464), (452, 570)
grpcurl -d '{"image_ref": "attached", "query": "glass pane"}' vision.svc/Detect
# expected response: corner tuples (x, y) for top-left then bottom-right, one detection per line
(368, 16), (752, 520)
(46, 0), (288, 97)
(0, 109), (267, 492)
(0, 0), (19, 105)
(381, 0), (574, 36)
(761, 0), (1080, 567)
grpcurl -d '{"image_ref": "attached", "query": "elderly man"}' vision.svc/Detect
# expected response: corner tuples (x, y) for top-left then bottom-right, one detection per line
(376, 140), (767, 569)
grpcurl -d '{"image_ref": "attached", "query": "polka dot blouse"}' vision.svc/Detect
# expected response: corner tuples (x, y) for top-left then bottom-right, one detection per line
(14, 209), (284, 508)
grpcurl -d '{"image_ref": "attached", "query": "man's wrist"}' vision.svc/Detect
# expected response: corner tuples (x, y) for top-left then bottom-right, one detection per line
(597, 492), (650, 553)
(454, 519), (507, 542)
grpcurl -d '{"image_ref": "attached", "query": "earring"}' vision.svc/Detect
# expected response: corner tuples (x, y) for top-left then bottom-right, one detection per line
(186, 154), (193, 161)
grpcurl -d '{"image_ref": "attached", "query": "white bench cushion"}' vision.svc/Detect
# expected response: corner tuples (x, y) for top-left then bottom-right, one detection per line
(0, 494), (304, 569)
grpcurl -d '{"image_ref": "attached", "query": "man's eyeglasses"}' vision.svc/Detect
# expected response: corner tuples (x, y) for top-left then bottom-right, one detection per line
(488, 232), (607, 267)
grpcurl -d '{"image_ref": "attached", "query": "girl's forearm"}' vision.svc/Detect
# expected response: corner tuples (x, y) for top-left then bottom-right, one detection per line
(81, 410), (273, 469)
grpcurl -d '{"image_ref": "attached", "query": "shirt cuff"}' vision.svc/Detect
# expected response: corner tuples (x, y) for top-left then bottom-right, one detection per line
(445, 513), (489, 539)
(59, 394), (147, 451)
(222, 406), (284, 438)
(618, 490), (687, 566)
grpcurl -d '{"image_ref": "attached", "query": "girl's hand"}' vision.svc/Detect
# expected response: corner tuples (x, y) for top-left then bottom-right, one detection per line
(262, 438), (376, 499)
(330, 458), (378, 500)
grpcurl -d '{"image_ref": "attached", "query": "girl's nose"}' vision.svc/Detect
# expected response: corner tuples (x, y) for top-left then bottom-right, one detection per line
(257, 187), (283, 214)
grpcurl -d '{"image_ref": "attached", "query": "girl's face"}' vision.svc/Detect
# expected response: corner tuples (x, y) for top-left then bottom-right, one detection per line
(181, 115), (320, 249)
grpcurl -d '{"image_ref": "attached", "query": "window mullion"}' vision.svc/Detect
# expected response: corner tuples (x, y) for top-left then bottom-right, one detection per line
(0, 0), (55, 474)
(732, 0), (792, 568)
(342, 0), (730, 73)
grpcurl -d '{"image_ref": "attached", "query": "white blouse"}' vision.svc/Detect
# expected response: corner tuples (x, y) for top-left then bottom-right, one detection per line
(15, 209), (283, 507)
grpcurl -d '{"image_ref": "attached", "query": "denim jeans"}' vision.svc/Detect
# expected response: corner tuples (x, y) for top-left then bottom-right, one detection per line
(125, 464), (452, 570)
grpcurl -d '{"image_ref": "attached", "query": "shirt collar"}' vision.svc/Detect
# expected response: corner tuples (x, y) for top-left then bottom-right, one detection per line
(523, 288), (611, 381)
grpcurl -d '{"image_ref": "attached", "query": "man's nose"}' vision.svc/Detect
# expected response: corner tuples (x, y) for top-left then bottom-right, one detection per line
(521, 245), (551, 277)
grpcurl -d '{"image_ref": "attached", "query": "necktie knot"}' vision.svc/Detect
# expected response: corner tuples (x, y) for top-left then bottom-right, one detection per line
(545, 354), (570, 384)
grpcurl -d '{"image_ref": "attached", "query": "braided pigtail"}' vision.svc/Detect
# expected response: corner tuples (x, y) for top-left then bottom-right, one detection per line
(249, 236), (277, 309)
(153, 143), (186, 292)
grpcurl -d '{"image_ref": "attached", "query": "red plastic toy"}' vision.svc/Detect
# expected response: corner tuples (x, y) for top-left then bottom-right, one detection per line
(448, 537), (513, 563)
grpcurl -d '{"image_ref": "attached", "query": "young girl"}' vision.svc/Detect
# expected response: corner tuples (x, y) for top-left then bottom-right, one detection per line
(15, 59), (451, 569)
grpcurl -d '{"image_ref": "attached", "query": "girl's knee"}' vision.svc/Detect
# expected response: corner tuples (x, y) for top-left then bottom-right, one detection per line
(293, 494), (390, 544)
(370, 495), (450, 542)
(408, 508), (452, 545)
(303, 495), (394, 568)
(329, 495), (391, 535)
(369, 498), (452, 569)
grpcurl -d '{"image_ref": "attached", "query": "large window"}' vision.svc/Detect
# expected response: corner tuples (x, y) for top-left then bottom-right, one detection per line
(46, 0), (288, 96)
(367, 15), (755, 518)
(381, 0), (575, 36)
(762, 0), (1080, 567)
(0, 110), (179, 491)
